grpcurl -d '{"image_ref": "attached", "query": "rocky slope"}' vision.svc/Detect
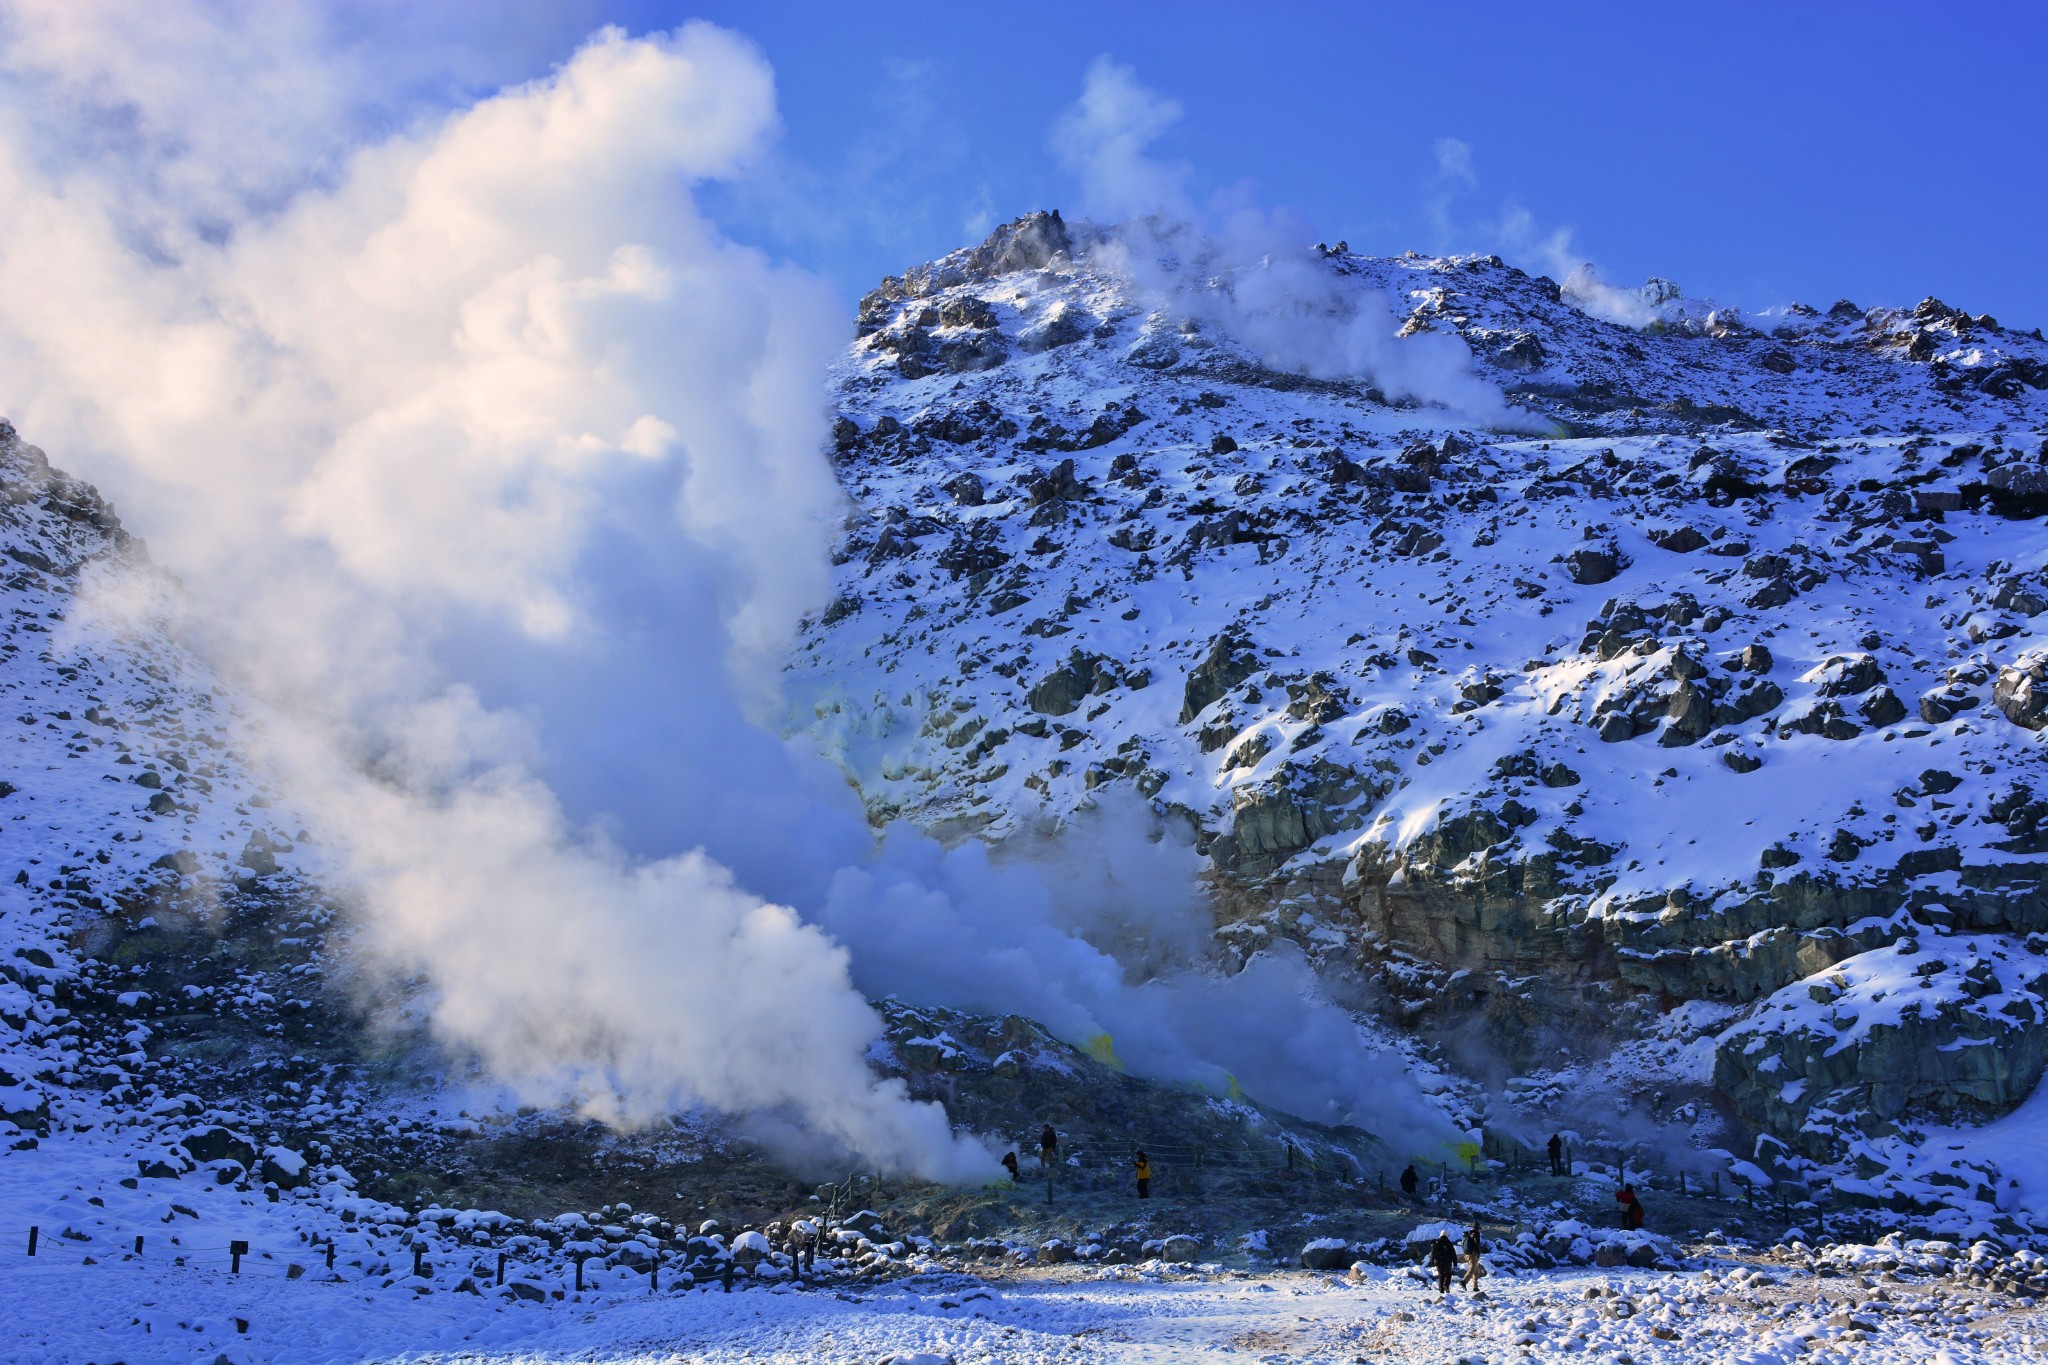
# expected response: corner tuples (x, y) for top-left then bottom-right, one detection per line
(0, 419), (1387, 1264)
(789, 211), (2048, 1208)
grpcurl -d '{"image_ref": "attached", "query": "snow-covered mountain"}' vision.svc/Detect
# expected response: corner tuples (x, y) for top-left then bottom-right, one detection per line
(6, 211), (2048, 1359)
(791, 211), (2048, 1206)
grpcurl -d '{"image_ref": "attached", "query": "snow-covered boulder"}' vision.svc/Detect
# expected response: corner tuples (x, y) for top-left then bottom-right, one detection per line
(1299, 1236), (1352, 1270)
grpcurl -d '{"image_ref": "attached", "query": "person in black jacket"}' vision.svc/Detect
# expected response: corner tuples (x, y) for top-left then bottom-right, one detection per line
(1429, 1232), (1456, 1295)
(1399, 1164), (1420, 1197)
(1547, 1133), (1565, 1176)
(1462, 1221), (1486, 1293)
(1001, 1151), (1020, 1181)
(1039, 1124), (1058, 1174)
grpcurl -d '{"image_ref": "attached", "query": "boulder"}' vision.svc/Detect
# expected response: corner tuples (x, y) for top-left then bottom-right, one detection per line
(1125, 335), (1181, 370)
(1019, 300), (1091, 353)
(1180, 629), (1260, 723)
(938, 295), (997, 330)
(973, 209), (1071, 275)
(1497, 333), (1546, 369)
(1300, 1238), (1353, 1270)
(1563, 544), (1628, 585)
(1027, 651), (1122, 716)
(259, 1146), (308, 1189)
(1662, 680), (1718, 744)
(1159, 1235), (1200, 1264)
(1649, 526), (1709, 553)
(1858, 686), (1908, 728)
(180, 1127), (257, 1170)
(729, 1229), (772, 1269)
(1024, 458), (1088, 505)
(1813, 654), (1885, 697)
(238, 833), (281, 877)
(1993, 653), (2048, 730)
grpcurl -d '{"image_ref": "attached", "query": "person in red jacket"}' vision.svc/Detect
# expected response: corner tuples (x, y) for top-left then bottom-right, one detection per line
(1616, 1183), (1645, 1230)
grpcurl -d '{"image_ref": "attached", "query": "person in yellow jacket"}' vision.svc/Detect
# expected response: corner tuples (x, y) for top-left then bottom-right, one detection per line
(1134, 1151), (1152, 1199)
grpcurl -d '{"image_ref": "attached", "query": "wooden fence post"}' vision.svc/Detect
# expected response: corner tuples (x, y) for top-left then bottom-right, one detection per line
(26, 1226), (37, 1257)
(230, 1240), (248, 1275)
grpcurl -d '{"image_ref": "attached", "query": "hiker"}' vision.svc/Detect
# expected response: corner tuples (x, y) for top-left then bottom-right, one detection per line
(1429, 1232), (1456, 1295)
(1001, 1151), (1020, 1182)
(1040, 1123), (1058, 1171)
(1462, 1221), (1485, 1293)
(1617, 1183), (1645, 1230)
(1134, 1150), (1152, 1199)
(1548, 1133), (1565, 1176)
(1399, 1164), (1420, 1197)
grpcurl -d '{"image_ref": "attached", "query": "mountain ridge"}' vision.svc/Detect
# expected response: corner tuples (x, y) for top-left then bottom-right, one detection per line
(792, 210), (2048, 1205)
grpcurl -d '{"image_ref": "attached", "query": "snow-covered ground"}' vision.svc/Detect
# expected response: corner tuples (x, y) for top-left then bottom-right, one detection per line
(4, 1122), (2044, 1365)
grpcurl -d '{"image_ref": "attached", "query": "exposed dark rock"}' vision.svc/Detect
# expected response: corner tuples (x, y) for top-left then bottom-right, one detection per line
(1181, 628), (1260, 724)
(1563, 544), (1627, 585)
(1648, 526), (1708, 553)
(1496, 333), (1546, 370)
(180, 1127), (257, 1170)
(1027, 651), (1123, 716)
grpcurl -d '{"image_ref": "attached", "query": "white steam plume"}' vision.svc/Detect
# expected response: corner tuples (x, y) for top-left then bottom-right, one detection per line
(0, 8), (1465, 1171)
(1050, 55), (1191, 222)
(0, 9), (992, 1180)
(819, 800), (1456, 1146)
(1053, 58), (1529, 430)
(1424, 137), (1686, 330)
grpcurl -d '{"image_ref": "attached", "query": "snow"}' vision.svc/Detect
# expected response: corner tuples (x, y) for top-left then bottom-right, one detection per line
(1924, 1079), (2048, 1220)
(2, 1122), (2042, 1364)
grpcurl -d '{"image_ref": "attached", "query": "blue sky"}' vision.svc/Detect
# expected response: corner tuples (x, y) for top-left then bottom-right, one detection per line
(563, 1), (2048, 329)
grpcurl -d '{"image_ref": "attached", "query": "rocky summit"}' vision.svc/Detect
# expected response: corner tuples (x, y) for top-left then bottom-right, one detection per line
(791, 210), (2048, 1209)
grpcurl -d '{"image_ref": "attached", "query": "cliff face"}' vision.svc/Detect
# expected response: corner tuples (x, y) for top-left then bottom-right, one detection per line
(792, 212), (2048, 1178)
